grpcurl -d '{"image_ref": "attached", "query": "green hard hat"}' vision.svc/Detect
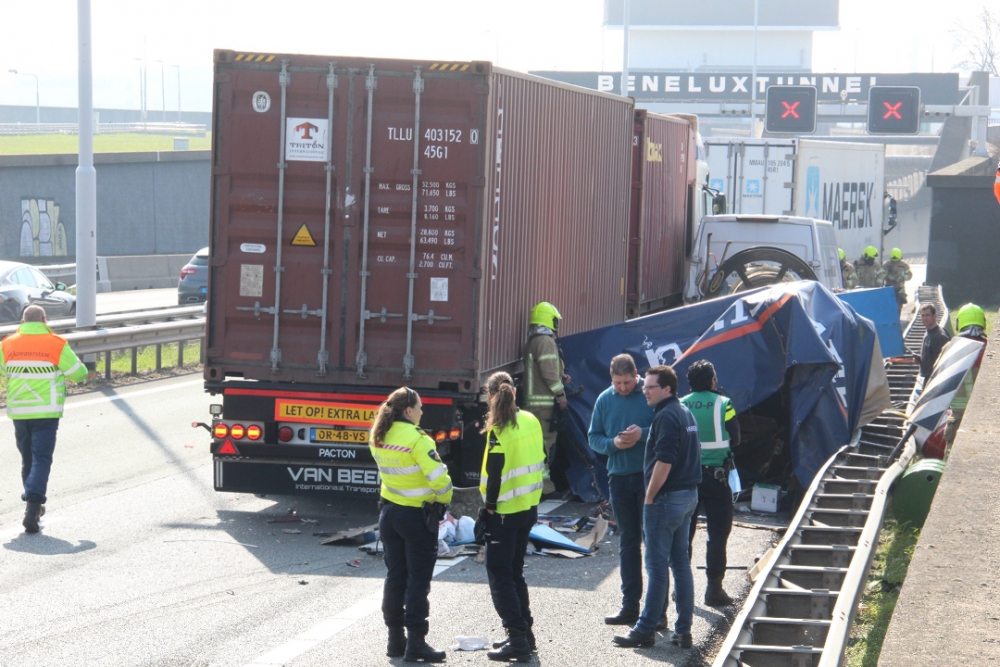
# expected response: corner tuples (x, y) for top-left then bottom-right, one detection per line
(839, 248), (845, 261)
(956, 303), (986, 331)
(862, 245), (879, 259)
(529, 302), (562, 329)
(890, 248), (903, 261)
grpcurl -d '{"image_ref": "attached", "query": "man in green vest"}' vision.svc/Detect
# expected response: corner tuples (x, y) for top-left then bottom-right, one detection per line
(522, 302), (569, 494)
(680, 360), (741, 607)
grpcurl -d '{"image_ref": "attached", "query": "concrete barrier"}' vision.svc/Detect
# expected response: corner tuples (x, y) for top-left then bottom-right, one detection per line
(96, 253), (191, 292)
(878, 334), (1000, 664)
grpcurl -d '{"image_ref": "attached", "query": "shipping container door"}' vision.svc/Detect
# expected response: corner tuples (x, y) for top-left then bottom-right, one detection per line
(347, 64), (486, 390)
(734, 141), (796, 215)
(209, 61), (344, 381)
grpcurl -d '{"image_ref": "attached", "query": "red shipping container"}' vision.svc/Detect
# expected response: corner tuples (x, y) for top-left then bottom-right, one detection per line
(205, 51), (633, 392)
(626, 110), (694, 317)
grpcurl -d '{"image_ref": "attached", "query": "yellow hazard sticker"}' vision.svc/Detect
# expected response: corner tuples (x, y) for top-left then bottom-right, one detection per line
(291, 223), (317, 247)
(275, 400), (378, 426)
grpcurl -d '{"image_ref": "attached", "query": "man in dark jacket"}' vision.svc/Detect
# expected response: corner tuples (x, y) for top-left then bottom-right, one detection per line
(918, 303), (950, 379)
(613, 365), (700, 650)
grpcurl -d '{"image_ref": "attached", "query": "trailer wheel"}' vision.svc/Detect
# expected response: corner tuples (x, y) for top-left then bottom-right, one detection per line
(705, 247), (817, 299)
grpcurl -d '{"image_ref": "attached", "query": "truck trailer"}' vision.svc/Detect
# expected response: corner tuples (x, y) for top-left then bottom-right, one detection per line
(705, 138), (887, 260)
(202, 50), (695, 497)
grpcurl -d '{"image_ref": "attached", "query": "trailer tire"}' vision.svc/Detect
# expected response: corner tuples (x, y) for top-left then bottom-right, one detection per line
(705, 247), (817, 299)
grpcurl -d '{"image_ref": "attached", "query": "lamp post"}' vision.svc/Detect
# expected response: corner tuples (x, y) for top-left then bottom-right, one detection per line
(170, 64), (181, 122)
(750, 0), (759, 137)
(621, 0), (630, 97)
(8, 69), (40, 125)
(156, 60), (166, 122)
(133, 57), (146, 129)
(76, 0), (97, 330)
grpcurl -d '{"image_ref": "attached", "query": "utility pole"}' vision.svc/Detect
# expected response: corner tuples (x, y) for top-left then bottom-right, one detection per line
(750, 0), (760, 137)
(133, 58), (144, 126)
(171, 64), (181, 122)
(621, 0), (631, 97)
(76, 0), (97, 330)
(156, 60), (165, 122)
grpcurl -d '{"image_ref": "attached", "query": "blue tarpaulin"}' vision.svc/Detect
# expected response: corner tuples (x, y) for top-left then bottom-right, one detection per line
(559, 281), (889, 502)
(836, 287), (906, 358)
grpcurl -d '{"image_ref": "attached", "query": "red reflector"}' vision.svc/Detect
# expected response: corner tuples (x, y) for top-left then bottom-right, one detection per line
(434, 431), (447, 443)
(247, 425), (262, 440)
(278, 426), (294, 442)
(449, 428), (461, 440)
(218, 439), (238, 455)
(230, 424), (246, 440)
(922, 421), (949, 460)
(213, 423), (228, 439)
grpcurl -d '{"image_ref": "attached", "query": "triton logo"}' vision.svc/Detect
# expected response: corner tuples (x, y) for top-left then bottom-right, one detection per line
(295, 122), (318, 140)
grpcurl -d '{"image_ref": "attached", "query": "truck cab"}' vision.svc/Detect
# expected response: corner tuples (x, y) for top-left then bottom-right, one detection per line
(684, 215), (842, 302)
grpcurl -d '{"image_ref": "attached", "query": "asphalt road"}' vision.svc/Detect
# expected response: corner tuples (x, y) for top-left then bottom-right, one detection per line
(0, 374), (776, 667)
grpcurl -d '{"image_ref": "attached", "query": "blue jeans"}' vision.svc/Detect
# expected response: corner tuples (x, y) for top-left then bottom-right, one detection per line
(609, 472), (649, 613)
(14, 418), (60, 504)
(634, 487), (698, 636)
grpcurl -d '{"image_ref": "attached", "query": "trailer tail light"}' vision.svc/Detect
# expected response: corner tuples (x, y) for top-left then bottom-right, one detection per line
(181, 266), (197, 279)
(229, 424), (246, 440)
(449, 428), (461, 440)
(247, 425), (262, 441)
(278, 426), (294, 442)
(434, 431), (447, 443)
(213, 423), (229, 439)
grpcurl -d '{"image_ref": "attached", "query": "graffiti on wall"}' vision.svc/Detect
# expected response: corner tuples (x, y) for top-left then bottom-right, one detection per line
(20, 198), (68, 257)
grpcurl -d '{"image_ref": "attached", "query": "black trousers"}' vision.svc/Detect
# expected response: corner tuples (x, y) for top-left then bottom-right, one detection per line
(687, 470), (734, 580)
(485, 506), (537, 632)
(379, 502), (438, 634)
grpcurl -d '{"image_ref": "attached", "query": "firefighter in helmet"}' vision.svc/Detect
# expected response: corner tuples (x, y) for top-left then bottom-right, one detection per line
(854, 246), (885, 289)
(882, 248), (912, 312)
(522, 302), (569, 495)
(839, 249), (858, 290)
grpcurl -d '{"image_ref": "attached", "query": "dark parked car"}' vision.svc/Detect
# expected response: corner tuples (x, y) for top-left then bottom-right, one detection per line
(0, 261), (75, 323)
(178, 247), (209, 304)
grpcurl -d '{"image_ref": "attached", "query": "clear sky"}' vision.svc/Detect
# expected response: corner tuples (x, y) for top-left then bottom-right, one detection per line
(0, 0), (992, 113)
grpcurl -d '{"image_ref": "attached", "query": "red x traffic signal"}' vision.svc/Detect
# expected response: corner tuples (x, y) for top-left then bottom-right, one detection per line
(765, 86), (817, 134)
(868, 86), (921, 134)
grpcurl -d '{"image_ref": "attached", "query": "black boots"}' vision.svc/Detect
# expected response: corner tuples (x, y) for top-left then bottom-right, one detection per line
(671, 632), (693, 648)
(404, 633), (445, 663)
(612, 628), (655, 648)
(23, 502), (42, 534)
(492, 628), (536, 652)
(704, 577), (734, 607)
(488, 628), (532, 662)
(386, 627), (406, 658)
(604, 609), (640, 625)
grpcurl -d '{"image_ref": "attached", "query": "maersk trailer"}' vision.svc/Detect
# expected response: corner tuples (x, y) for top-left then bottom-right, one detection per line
(704, 138), (887, 261)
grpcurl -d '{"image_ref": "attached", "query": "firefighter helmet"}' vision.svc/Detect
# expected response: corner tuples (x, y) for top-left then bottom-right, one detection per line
(839, 248), (845, 261)
(956, 303), (986, 332)
(890, 248), (903, 261)
(862, 245), (879, 259)
(529, 302), (562, 330)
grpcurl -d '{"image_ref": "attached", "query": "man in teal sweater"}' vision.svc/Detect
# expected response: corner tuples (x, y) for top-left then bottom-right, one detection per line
(589, 353), (663, 628)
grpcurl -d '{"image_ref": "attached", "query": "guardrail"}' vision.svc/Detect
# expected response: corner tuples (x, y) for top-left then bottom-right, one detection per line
(0, 306), (207, 380)
(0, 122), (207, 136)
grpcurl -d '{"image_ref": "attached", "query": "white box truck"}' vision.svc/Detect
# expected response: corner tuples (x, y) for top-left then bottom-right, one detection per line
(705, 139), (887, 261)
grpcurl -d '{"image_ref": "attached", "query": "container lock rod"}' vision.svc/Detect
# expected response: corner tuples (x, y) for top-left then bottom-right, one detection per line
(354, 64), (377, 378)
(402, 67), (425, 380)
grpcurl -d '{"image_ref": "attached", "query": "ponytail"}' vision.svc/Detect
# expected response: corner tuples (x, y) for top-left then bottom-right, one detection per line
(370, 386), (418, 446)
(482, 371), (519, 434)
